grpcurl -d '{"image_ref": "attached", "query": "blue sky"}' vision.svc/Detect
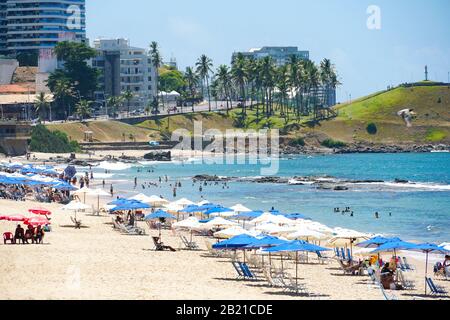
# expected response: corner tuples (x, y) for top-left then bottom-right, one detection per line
(86, 0), (450, 102)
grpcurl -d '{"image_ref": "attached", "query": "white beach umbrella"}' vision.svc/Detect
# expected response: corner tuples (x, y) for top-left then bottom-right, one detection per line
(230, 204), (252, 213)
(61, 201), (91, 220)
(203, 217), (238, 229)
(173, 217), (201, 229)
(197, 200), (211, 206)
(164, 203), (184, 212)
(174, 198), (195, 207)
(250, 213), (279, 225)
(328, 228), (370, 253)
(214, 227), (252, 239)
(287, 227), (328, 241)
(209, 211), (237, 218)
(147, 195), (170, 207)
(439, 242), (450, 251)
(129, 193), (153, 203)
(89, 188), (110, 213)
(73, 186), (93, 203)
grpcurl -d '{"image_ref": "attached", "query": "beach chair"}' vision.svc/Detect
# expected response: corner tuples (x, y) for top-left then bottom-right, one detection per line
(338, 259), (363, 275)
(3, 232), (15, 244)
(119, 223), (145, 235)
(396, 270), (415, 290)
(283, 274), (309, 295)
(334, 248), (340, 258)
(316, 251), (330, 264)
(402, 257), (415, 271)
(239, 262), (257, 281)
(346, 248), (353, 261)
(340, 248), (346, 260)
(180, 235), (200, 250)
(232, 262), (244, 279)
(70, 216), (82, 229)
(379, 284), (399, 301)
(152, 236), (176, 252)
(426, 277), (448, 297)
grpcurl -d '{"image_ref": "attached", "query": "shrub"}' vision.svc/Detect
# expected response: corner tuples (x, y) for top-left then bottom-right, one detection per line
(29, 125), (81, 153)
(366, 122), (378, 135)
(289, 137), (306, 147)
(321, 139), (347, 149)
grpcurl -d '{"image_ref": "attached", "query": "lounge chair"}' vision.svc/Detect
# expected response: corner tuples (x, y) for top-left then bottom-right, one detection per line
(340, 248), (346, 260)
(396, 270), (415, 290)
(283, 274), (309, 295)
(239, 262), (257, 281)
(346, 248), (353, 261)
(316, 251), (330, 264)
(70, 216), (82, 229)
(338, 259), (363, 275)
(118, 223), (146, 235)
(426, 277), (448, 297)
(152, 236), (176, 252)
(180, 235), (200, 250)
(232, 261), (245, 279)
(3, 232), (14, 244)
(379, 283), (399, 300)
(402, 257), (415, 271)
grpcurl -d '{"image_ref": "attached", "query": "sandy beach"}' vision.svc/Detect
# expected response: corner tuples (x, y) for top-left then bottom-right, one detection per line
(1, 195), (448, 300)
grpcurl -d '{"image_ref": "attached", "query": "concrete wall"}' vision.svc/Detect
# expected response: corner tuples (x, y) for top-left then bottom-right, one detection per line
(0, 59), (19, 84)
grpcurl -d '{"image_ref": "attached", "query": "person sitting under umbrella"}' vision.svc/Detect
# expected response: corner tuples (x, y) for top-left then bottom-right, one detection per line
(25, 225), (35, 244)
(380, 262), (403, 290)
(14, 224), (25, 244)
(34, 226), (45, 244)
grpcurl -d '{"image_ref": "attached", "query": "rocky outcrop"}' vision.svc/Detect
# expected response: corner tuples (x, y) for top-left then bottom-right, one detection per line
(143, 151), (171, 162)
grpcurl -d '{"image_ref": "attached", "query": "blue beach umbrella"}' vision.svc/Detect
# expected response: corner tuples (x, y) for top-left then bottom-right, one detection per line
(145, 210), (176, 220)
(244, 236), (288, 249)
(264, 241), (330, 292)
(408, 243), (450, 295)
(357, 237), (403, 249)
(179, 205), (201, 213)
(205, 207), (233, 216)
(284, 213), (311, 220)
(111, 201), (151, 211)
(213, 234), (259, 250)
(371, 241), (419, 254)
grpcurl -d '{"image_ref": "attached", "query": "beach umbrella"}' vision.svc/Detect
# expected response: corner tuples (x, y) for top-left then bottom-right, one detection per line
(214, 227), (252, 239)
(73, 186), (93, 203)
(64, 166), (77, 179)
(145, 195), (170, 207)
(232, 211), (264, 220)
(245, 236), (289, 267)
(208, 208), (236, 218)
(328, 228), (370, 254)
(174, 198), (195, 207)
(407, 243), (450, 295)
(145, 210), (176, 238)
(197, 200), (212, 206)
(6, 214), (27, 222)
(213, 234), (258, 250)
(111, 201), (151, 212)
(203, 217), (238, 229)
(285, 213), (311, 220)
(28, 208), (52, 216)
(357, 236), (403, 249)
(129, 193), (153, 203)
(53, 181), (78, 191)
(61, 201), (91, 220)
(287, 227), (328, 241)
(25, 216), (50, 226)
(440, 243), (450, 251)
(179, 205), (201, 214)
(231, 204), (252, 213)
(89, 188), (110, 214)
(250, 213), (280, 225)
(264, 241), (330, 293)
(173, 217), (201, 242)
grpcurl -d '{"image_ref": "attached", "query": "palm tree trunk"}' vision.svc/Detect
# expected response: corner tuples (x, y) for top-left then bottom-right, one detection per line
(206, 76), (211, 112)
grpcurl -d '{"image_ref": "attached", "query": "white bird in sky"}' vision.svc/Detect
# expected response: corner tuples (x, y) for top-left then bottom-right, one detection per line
(397, 108), (417, 127)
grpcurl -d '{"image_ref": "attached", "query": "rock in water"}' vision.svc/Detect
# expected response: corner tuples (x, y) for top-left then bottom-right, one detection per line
(144, 151), (171, 162)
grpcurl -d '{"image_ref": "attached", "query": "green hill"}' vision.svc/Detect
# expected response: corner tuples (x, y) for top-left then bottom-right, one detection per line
(315, 85), (450, 144)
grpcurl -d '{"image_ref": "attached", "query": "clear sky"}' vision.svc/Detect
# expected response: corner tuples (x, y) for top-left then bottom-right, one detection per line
(86, 0), (450, 102)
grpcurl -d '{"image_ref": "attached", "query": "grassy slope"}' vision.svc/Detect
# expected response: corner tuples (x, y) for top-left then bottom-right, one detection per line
(46, 120), (159, 143)
(314, 85), (450, 144)
(47, 85), (450, 146)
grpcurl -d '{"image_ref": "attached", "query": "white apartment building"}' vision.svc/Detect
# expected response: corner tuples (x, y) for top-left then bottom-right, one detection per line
(93, 38), (157, 111)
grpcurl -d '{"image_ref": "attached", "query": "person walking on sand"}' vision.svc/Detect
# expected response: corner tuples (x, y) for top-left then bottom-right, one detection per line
(110, 184), (114, 197)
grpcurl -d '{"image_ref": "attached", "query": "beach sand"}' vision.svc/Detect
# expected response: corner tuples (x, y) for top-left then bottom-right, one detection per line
(1, 197), (448, 300)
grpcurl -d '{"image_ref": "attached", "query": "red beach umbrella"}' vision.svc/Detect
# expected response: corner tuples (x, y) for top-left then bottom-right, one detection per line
(0, 215), (7, 221)
(6, 214), (27, 222)
(25, 216), (50, 226)
(28, 208), (52, 216)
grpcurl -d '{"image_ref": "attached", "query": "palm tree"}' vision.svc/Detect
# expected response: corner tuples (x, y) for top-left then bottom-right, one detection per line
(106, 95), (123, 119)
(196, 54), (213, 111)
(150, 41), (163, 113)
(231, 53), (248, 115)
(122, 90), (134, 116)
(260, 57), (276, 117)
(184, 66), (199, 102)
(75, 99), (92, 121)
(34, 92), (50, 122)
(216, 65), (233, 114)
(53, 78), (75, 118)
(276, 65), (290, 121)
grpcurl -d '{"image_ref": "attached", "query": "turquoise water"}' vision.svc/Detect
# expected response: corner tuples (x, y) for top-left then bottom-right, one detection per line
(91, 153), (450, 243)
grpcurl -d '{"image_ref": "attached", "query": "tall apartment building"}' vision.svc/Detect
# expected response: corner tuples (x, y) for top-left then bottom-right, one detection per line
(2, 0), (85, 54)
(93, 39), (157, 111)
(233, 46), (310, 67)
(0, 0), (7, 55)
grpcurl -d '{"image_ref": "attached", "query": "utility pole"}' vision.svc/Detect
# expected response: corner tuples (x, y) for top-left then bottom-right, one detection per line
(425, 65), (428, 81)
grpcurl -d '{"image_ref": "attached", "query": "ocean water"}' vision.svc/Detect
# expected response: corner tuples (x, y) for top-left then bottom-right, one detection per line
(87, 153), (450, 243)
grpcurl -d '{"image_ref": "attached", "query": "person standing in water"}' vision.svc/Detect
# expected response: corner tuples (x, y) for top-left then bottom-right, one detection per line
(110, 184), (114, 197)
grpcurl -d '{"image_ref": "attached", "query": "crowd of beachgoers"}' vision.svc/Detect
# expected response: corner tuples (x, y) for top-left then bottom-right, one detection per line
(0, 158), (449, 300)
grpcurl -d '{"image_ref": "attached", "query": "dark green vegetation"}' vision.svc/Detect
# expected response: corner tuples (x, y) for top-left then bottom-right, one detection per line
(30, 125), (81, 153)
